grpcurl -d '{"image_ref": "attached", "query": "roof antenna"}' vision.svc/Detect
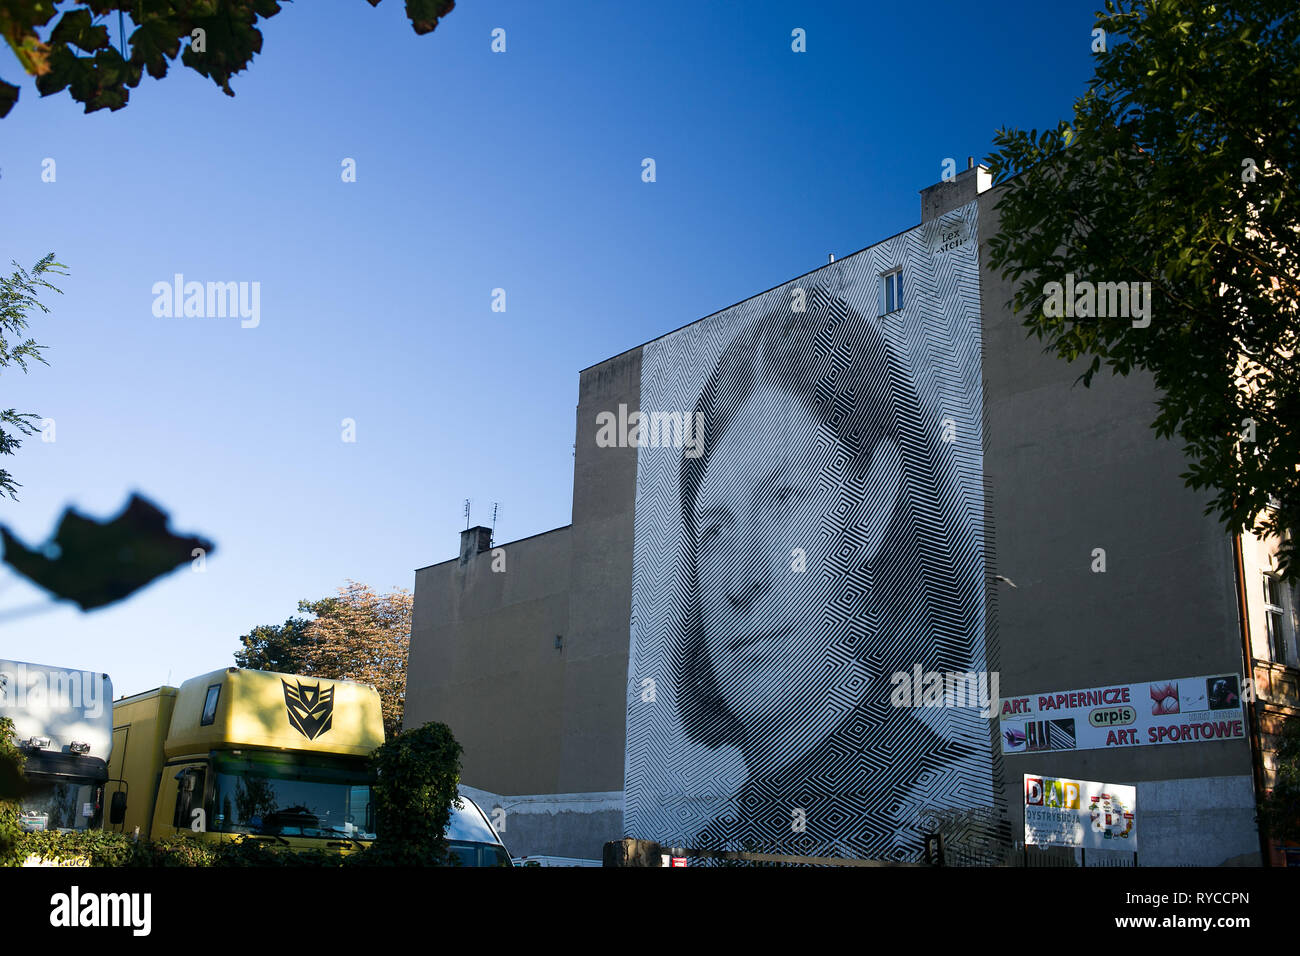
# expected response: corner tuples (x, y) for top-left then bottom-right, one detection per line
(463, 498), (471, 530)
(491, 503), (500, 545)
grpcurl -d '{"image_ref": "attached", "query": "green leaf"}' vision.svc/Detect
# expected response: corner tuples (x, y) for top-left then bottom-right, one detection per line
(0, 77), (17, 117)
(48, 8), (108, 54)
(404, 0), (456, 36)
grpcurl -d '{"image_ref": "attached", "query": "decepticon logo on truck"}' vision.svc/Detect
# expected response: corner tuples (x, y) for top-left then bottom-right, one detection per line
(0, 661), (107, 720)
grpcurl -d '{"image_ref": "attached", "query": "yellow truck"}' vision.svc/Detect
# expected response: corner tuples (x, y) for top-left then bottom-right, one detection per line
(103, 666), (384, 852)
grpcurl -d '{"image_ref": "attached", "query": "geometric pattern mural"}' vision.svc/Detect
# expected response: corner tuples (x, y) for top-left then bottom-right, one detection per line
(624, 200), (995, 861)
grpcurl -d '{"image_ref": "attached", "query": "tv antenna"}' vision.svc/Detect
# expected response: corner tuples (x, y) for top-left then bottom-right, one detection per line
(463, 498), (471, 529)
(491, 503), (500, 544)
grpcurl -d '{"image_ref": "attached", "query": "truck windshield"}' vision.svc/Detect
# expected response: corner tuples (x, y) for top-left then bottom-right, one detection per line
(19, 780), (101, 832)
(207, 752), (375, 840)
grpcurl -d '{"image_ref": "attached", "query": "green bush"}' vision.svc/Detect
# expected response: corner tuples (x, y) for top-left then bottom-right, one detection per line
(0, 717), (26, 867)
(351, 721), (462, 867)
(19, 829), (146, 867)
(211, 839), (342, 867)
(11, 829), (357, 867)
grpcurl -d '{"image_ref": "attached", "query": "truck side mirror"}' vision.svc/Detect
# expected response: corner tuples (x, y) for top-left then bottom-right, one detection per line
(110, 791), (127, 825)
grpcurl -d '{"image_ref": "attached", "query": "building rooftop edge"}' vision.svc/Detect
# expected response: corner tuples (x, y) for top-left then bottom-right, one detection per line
(414, 523), (574, 573)
(575, 187), (987, 376)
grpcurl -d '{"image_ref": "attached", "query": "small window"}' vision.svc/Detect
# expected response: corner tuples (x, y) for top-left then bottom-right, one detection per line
(201, 684), (220, 726)
(173, 767), (206, 829)
(879, 269), (903, 316)
(1263, 575), (1290, 663)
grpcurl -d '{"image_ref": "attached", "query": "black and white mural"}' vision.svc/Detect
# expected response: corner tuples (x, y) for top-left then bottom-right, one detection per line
(624, 200), (993, 861)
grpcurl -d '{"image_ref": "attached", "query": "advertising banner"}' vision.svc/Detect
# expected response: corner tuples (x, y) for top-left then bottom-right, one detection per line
(1000, 672), (1245, 754)
(1024, 774), (1136, 850)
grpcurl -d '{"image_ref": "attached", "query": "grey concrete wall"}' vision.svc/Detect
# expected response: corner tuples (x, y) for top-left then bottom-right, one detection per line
(461, 784), (623, 861)
(977, 185), (1260, 862)
(1137, 775), (1259, 866)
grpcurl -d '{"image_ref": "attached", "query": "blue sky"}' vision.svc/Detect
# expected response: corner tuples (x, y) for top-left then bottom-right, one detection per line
(0, 0), (1104, 697)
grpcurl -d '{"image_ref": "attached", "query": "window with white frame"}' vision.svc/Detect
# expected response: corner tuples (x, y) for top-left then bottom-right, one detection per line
(1263, 573), (1294, 665)
(878, 269), (903, 316)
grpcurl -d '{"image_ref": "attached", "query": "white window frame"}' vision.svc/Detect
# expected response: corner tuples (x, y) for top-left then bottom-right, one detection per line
(878, 269), (903, 316)
(1263, 573), (1296, 666)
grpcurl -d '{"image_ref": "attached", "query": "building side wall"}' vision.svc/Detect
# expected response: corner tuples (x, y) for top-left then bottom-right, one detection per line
(560, 348), (642, 793)
(978, 186), (1259, 864)
(405, 527), (573, 795)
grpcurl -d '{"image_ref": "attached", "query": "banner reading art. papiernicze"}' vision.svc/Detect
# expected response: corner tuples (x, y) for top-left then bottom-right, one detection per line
(1000, 673), (1246, 754)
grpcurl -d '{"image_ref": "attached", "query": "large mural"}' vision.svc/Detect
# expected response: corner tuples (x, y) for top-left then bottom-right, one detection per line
(624, 201), (994, 861)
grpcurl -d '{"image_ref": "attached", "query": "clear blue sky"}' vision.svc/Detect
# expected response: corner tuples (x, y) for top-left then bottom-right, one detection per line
(1, 0), (1103, 697)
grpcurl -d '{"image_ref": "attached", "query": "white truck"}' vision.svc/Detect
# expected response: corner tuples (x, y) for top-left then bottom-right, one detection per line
(0, 659), (113, 833)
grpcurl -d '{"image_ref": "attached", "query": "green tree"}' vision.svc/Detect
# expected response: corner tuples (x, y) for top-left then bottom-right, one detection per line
(235, 583), (409, 738)
(0, 253), (63, 500)
(1260, 714), (1300, 844)
(233, 615), (316, 673)
(299, 583), (410, 740)
(0, 0), (456, 118)
(985, 1), (1299, 571)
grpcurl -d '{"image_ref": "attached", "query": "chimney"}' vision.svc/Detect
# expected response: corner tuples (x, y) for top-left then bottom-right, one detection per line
(919, 162), (993, 222)
(459, 526), (493, 565)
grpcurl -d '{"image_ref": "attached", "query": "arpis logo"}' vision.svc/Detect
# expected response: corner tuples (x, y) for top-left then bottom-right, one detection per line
(282, 680), (334, 740)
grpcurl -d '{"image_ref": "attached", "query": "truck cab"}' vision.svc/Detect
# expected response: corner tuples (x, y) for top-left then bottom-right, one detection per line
(102, 665), (512, 863)
(106, 667), (384, 852)
(0, 660), (113, 834)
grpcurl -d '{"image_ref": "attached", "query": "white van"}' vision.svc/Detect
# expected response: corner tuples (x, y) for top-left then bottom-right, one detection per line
(446, 790), (513, 866)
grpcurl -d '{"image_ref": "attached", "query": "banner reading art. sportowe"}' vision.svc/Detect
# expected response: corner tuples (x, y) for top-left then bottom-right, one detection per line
(1000, 673), (1246, 754)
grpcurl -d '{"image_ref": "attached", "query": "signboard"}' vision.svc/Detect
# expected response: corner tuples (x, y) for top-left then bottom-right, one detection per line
(1024, 775), (1136, 850)
(1000, 673), (1245, 754)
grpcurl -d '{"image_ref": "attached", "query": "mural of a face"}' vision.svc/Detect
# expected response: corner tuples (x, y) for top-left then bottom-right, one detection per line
(625, 211), (991, 859)
(693, 386), (841, 750)
(692, 383), (903, 769)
